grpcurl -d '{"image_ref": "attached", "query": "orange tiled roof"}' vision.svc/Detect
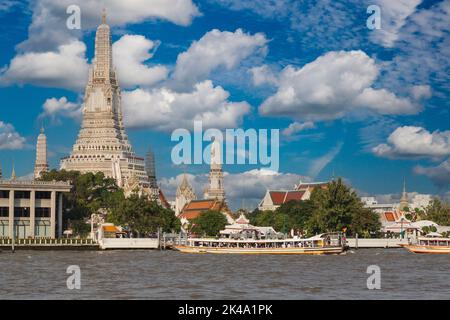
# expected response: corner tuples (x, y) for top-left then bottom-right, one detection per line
(184, 199), (216, 210)
(284, 191), (305, 202)
(269, 192), (287, 205)
(179, 199), (225, 220)
(385, 212), (396, 222)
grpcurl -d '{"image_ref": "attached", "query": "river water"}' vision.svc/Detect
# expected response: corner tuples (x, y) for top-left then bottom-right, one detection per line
(0, 249), (449, 299)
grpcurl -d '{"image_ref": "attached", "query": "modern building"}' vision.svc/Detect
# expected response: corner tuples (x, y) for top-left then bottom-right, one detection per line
(0, 177), (71, 239)
(204, 139), (225, 201)
(34, 127), (49, 179)
(60, 11), (148, 187)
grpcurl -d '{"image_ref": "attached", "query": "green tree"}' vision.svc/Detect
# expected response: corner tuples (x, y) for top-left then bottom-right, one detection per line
(308, 178), (381, 237)
(109, 194), (180, 236)
(191, 210), (227, 237)
(424, 198), (450, 226)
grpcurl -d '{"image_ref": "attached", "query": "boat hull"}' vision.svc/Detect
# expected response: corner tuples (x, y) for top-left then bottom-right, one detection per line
(402, 245), (450, 254)
(173, 245), (344, 255)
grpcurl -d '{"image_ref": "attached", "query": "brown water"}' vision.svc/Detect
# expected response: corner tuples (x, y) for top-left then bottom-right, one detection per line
(0, 249), (449, 299)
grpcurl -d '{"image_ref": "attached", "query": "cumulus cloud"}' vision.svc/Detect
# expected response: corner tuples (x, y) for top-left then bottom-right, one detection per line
(415, 159), (450, 189)
(19, 0), (200, 51)
(259, 51), (422, 121)
(373, 126), (450, 159)
(282, 121), (315, 137)
(113, 35), (168, 89)
(370, 0), (422, 48)
(249, 65), (278, 86)
(0, 121), (26, 150)
(122, 80), (251, 131)
(160, 169), (310, 210)
(0, 40), (89, 91)
(40, 97), (82, 123)
(172, 29), (268, 89)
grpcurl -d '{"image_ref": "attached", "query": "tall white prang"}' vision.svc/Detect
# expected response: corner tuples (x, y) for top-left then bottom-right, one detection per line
(60, 11), (148, 187)
(204, 139), (225, 201)
(34, 127), (49, 179)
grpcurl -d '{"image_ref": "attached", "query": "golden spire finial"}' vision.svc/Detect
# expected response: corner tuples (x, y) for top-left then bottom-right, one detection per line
(101, 8), (107, 24)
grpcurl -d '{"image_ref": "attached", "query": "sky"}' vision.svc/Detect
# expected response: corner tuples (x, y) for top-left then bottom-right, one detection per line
(0, 0), (449, 210)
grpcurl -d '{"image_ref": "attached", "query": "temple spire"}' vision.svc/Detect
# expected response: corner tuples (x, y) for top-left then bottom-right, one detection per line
(101, 8), (107, 24)
(11, 161), (16, 181)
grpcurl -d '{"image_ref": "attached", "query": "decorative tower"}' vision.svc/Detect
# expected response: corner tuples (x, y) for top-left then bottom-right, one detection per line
(60, 10), (148, 187)
(145, 147), (160, 200)
(11, 163), (16, 181)
(399, 179), (409, 211)
(204, 139), (225, 201)
(145, 148), (158, 189)
(34, 127), (49, 179)
(175, 174), (197, 215)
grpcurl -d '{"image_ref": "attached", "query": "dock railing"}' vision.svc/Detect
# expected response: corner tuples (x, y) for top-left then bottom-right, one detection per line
(0, 238), (96, 246)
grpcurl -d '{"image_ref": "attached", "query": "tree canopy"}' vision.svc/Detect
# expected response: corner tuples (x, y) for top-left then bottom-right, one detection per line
(423, 198), (450, 226)
(39, 170), (179, 237)
(190, 210), (228, 237)
(108, 194), (180, 236)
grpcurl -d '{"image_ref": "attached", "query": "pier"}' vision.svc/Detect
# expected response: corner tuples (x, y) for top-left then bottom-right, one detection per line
(0, 238), (99, 250)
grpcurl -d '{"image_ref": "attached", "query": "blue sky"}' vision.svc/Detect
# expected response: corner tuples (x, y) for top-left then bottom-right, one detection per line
(0, 0), (449, 209)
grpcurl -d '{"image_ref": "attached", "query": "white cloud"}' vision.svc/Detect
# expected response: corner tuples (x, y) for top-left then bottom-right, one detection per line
(415, 159), (450, 189)
(172, 29), (268, 89)
(160, 169), (309, 210)
(411, 85), (432, 100)
(0, 121), (26, 150)
(40, 97), (82, 123)
(19, 0), (200, 51)
(0, 40), (89, 91)
(373, 126), (450, 159)
(370, 0), (422, 48)
(259, 50), (423, 121)
(282, 121), (315, 137)
(249, 65), (278, 86)
(308, 141), (343, 179)
(122, 80), (251, 131)
(209, 0), (291, 19)
(113, 35), (168, 89)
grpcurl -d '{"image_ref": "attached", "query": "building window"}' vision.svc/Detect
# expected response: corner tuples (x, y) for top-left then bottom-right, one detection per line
(0, 190), (9, 198)
(36, 191), (51, 199)
(14, 207), (30, 218)
(0, 207), (8, 217)
(36, 207), (50, 218)
(15, 191), (31, 199)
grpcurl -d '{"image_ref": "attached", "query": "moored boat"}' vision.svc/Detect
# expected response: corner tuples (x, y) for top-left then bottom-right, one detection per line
(401, 236), (450, 254)
(173, 233), (346, 255)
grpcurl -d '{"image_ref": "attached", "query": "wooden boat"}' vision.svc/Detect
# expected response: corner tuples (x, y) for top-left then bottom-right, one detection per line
(173, 233), (346, 255)
(401, 236), (450, 254)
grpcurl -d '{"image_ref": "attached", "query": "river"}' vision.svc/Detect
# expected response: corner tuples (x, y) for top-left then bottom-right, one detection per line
(1, 249), (449, 299)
